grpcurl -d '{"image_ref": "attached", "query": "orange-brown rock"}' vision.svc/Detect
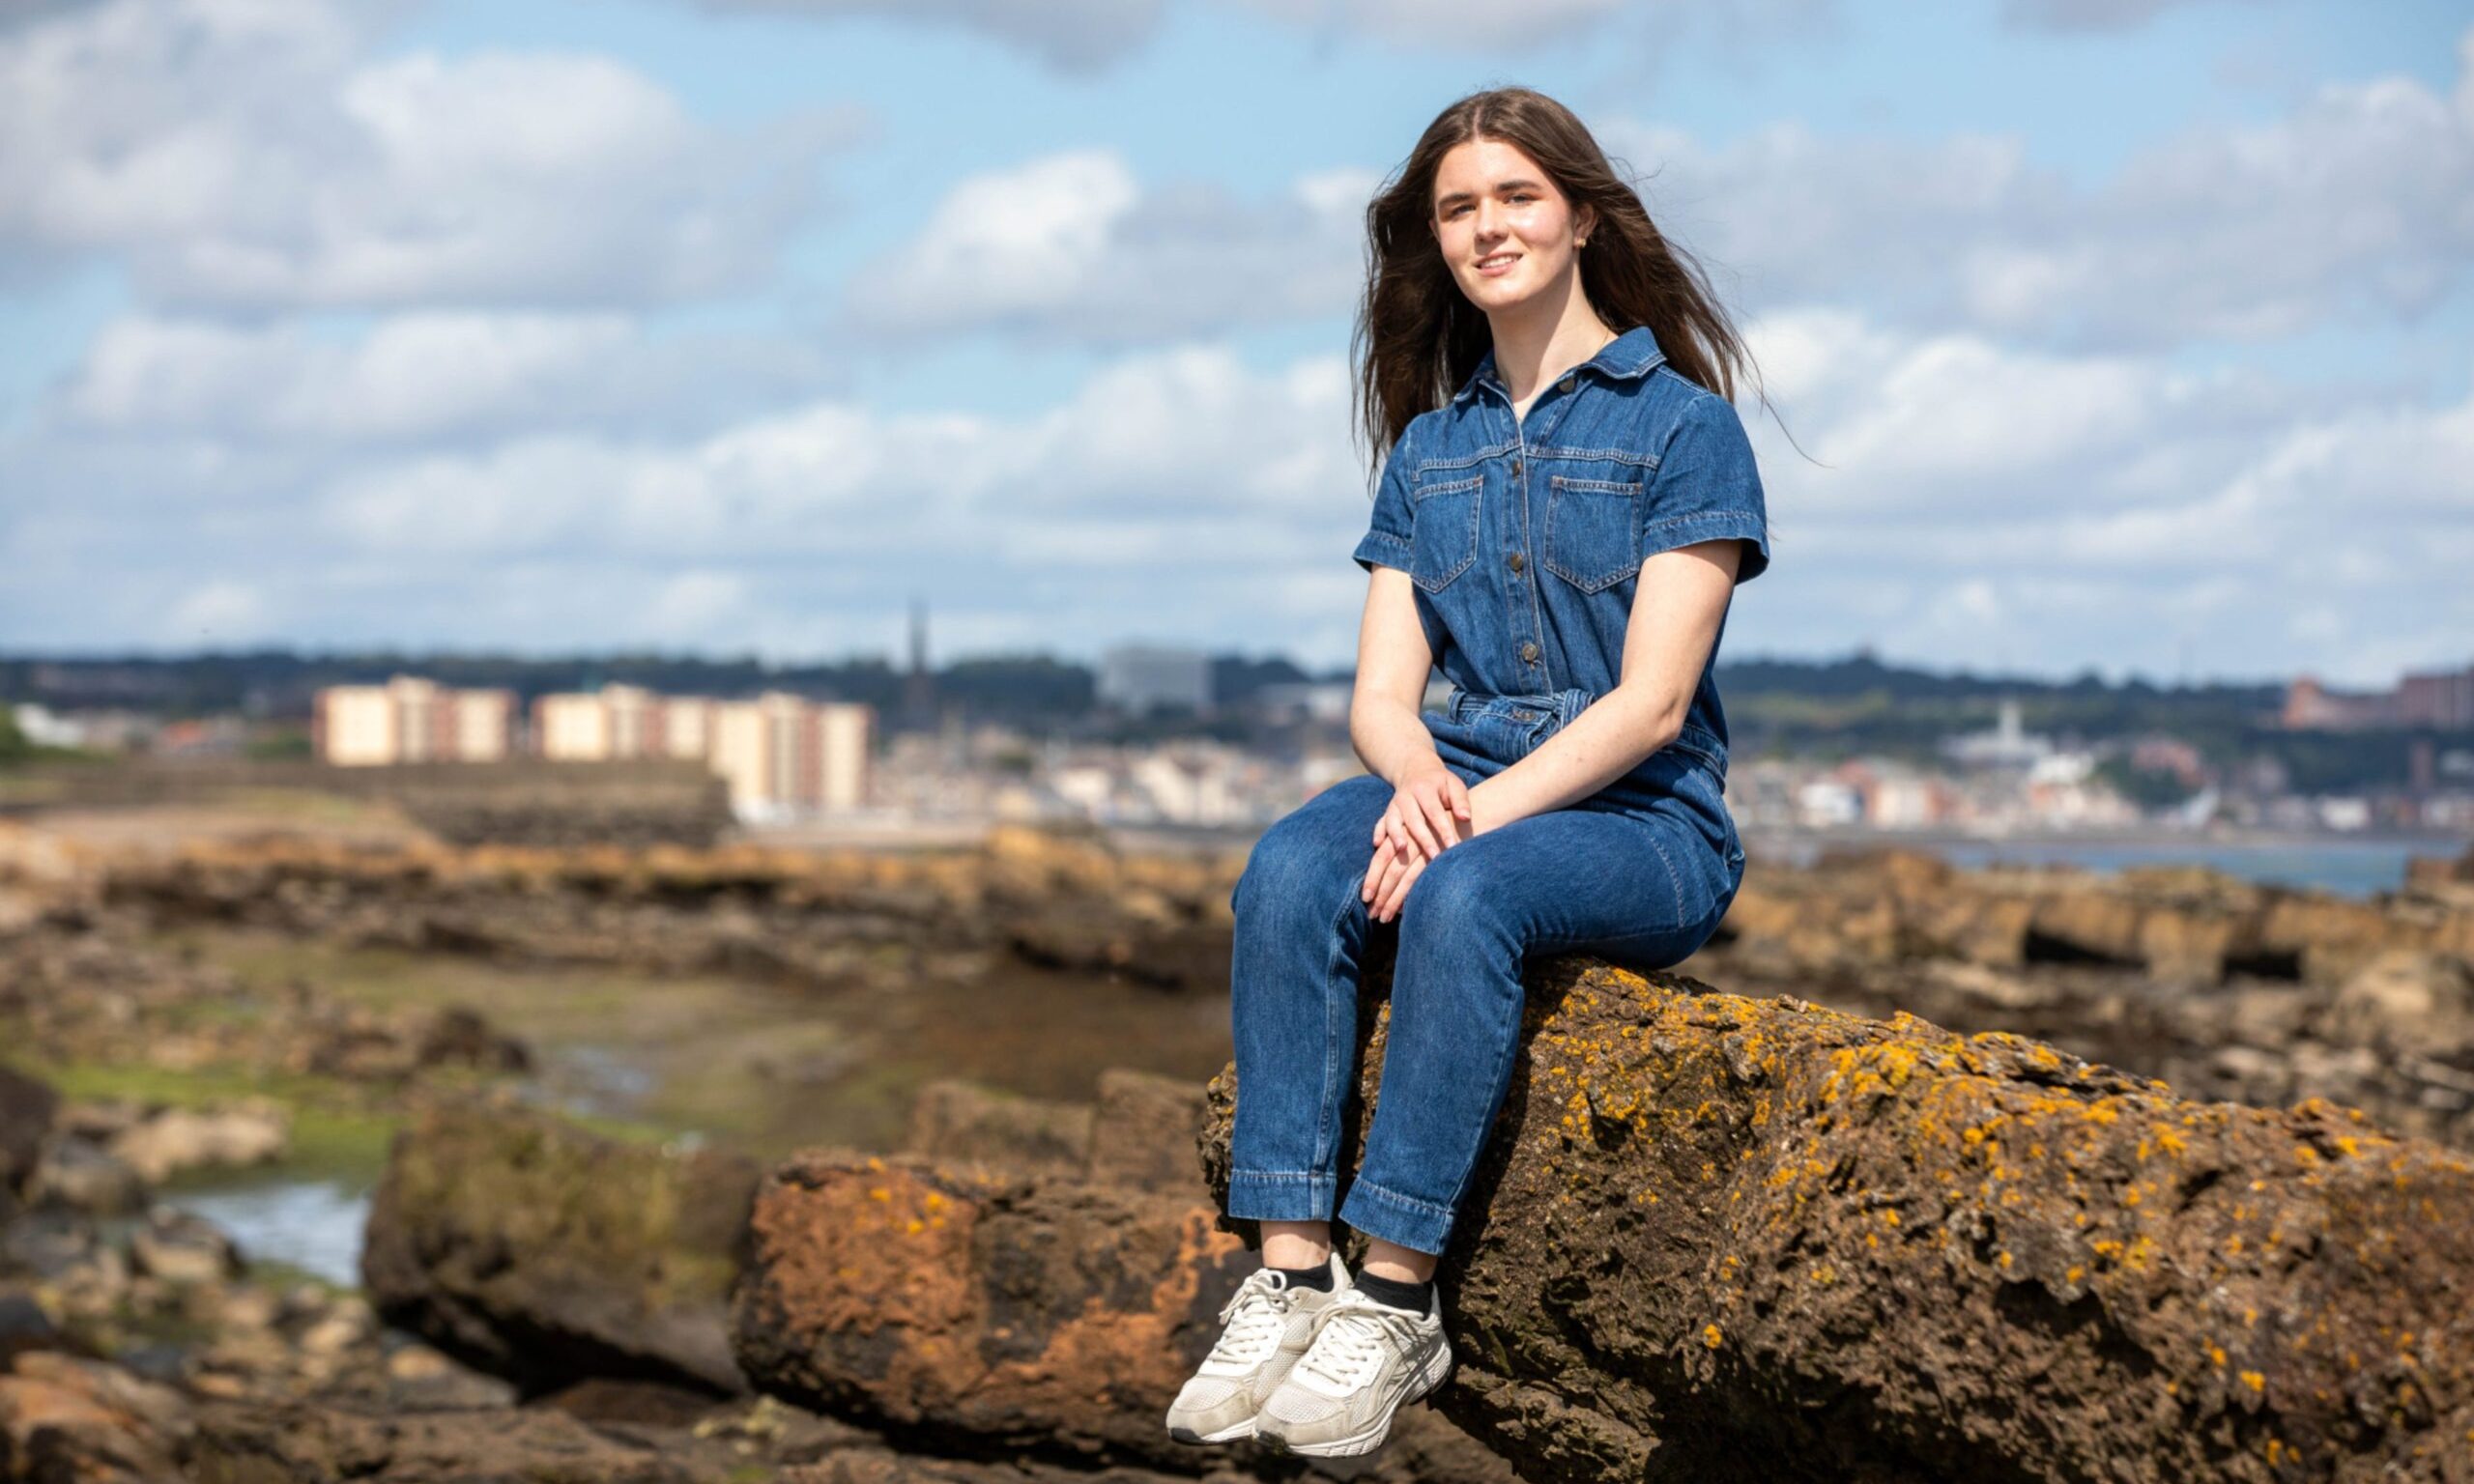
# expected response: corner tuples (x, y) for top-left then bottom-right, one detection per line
(728, 1147), (1517, 1483)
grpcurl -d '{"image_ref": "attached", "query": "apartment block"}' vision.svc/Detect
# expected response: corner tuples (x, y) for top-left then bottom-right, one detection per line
(314, 675), (515, 766)
(530, 683), (872, 818)
(532, 684), (716, 762)
(708, 691), (872, 819)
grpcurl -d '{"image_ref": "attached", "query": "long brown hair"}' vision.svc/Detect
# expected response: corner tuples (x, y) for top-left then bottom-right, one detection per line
(1352, 86), (1781, 485)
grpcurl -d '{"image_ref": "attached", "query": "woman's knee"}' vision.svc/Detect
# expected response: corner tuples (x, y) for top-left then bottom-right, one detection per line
(1232, 777), (1387, 920)
(1394, 840), (1513, 937)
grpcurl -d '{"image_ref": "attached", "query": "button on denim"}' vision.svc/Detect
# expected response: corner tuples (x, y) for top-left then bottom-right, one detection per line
(1224, 324), (1773, 1256)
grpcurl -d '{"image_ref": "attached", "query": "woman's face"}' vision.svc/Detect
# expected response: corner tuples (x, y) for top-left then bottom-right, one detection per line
(1430, 135), (1593, 313)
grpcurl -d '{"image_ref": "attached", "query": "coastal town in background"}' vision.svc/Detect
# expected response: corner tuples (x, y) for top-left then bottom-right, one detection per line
(8, 624), (2471, 886)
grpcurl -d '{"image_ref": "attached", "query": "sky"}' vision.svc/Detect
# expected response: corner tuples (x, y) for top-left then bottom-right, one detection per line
(0, 0), (2467, 688)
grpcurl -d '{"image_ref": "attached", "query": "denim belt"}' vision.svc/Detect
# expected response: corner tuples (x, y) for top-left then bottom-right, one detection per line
(1442, 686), (1598, 730)
(1440, 685), (1727, 773)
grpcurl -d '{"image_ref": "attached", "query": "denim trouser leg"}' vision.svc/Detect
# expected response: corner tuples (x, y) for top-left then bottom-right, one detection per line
(1224, 740), (1737, 1258)
(1224, 771), (1397, 1227)
(1333, 802), (1734, 1255)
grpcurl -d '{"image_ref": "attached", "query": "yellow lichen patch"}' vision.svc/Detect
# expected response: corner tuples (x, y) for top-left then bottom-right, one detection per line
(1703, 1324), (1724, 1349)
(2241, 1370), (2264, 1392)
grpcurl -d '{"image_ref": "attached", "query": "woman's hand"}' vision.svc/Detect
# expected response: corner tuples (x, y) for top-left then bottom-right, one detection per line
(1362, 763), (1475, 923)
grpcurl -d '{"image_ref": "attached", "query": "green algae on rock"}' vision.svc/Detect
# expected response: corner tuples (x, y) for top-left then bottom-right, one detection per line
(360, 1096), (760, 1397)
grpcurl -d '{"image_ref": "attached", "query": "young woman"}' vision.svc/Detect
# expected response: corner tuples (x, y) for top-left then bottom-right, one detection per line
(1167, 85), (1774, 1460)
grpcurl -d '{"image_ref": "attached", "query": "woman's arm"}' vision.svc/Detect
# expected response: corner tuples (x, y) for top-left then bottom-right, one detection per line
(1348, 566), (1442, 785)
(1466, 536), (1741, 829)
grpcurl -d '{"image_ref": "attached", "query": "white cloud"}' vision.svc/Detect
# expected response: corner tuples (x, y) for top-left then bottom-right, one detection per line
(7, 311), (2467, 682)
(846, 150), (1371, 344)
(846, 33), (2474, 353)
(1600, 34), (2474, 349)
(0, 0), (855, 310)
(1223, 0), (1627, 51)
(52, 312), (829, 443)
(694, 0), (1165, 74)
(685, 0), (1817, 71)
(1733, 309), (2474, 683)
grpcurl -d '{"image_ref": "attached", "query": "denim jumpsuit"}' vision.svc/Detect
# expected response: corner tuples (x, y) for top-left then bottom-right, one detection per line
(1224, 323), (1773, 1256)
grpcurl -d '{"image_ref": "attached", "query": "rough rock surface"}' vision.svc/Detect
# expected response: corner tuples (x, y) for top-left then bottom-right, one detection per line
(361, 1097), (761, 1398)
(0, 1071), (54, 1205)
(1699, 848), (2474, 1151)
(729, 1147), (1516, 1484)
(0, 1351), (193, 1483)
(91, 824), (1241, 994)
(1717, 847), (2474, 987)
(1198, 953), (2474, 1483)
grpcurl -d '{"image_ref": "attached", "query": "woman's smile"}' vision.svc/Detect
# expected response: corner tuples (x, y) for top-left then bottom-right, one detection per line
(1475, 252), (1522, 276)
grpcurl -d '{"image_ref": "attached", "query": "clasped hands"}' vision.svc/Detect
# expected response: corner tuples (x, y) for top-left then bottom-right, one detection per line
(1362, 760), (1485, 924)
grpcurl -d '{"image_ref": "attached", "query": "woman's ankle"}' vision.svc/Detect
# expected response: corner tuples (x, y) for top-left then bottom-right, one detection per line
(1260, 1220), (1333, 1270)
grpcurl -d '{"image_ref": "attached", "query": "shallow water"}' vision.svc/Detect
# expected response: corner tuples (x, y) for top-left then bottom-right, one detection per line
(1748, 833), (2465, 899)
(175, 1176), (370, 1287)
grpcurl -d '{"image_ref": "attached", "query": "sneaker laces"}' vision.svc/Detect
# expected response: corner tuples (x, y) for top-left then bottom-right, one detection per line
(1201, 1270), (1294, 1371)
(1293, 1289), (1424, 1392)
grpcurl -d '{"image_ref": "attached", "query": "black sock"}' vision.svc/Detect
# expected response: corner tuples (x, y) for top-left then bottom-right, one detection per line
(1351, 1270), (1432, 1315)
(1270, 1260), (1335, 1292)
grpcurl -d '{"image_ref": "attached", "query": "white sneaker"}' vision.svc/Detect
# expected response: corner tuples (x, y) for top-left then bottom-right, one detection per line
(1253, 1282), (1453, 1458)
(1165, 1251), (1352, 1445)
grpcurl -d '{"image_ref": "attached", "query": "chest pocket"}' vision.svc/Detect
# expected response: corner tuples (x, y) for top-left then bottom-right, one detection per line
(1542, 474), (1643, 593)
(1409, 473), (1481, 593)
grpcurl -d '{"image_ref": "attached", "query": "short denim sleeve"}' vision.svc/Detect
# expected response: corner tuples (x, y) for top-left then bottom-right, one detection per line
(1352, 432), (1417, 576)
(1642, 394), (1770, 585)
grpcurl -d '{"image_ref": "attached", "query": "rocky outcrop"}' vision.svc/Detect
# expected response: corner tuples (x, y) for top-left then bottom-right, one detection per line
(1701, 848), (2474, 1152)
(359, 1076), (1511, 1481)
(1717, 847), (2474, 985)
(1197, 953), (2474, 1484)
(0, 918), (532, 1098)
(361, 1097), (762, 1397)
(89, 824), (1242, 994)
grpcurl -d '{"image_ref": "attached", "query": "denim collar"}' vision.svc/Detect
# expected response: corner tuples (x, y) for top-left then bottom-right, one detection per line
(1451, 323), (1666, 406)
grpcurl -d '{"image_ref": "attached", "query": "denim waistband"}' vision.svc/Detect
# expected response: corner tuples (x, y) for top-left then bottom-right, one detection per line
(1440, 686), (1728, 770)
(1443, 686), (1598, 730)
